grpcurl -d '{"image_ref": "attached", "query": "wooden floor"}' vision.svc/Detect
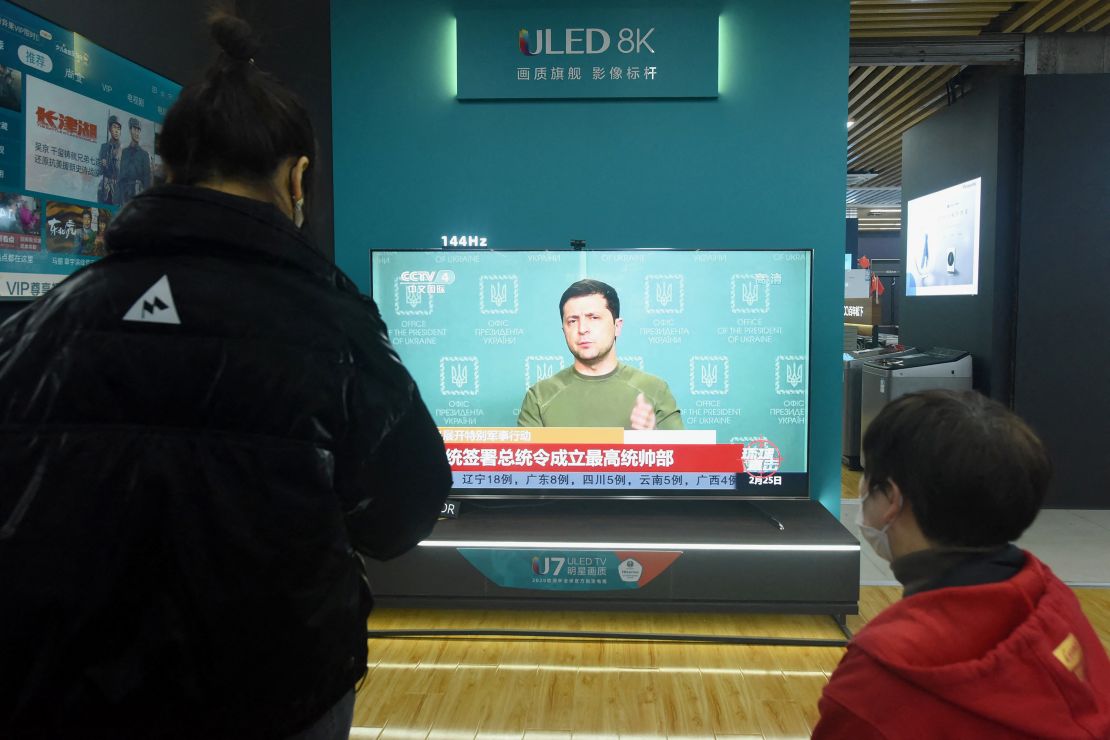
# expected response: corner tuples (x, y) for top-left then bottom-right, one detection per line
(840, 466), (861, 500)
(352, 466), (1105, 738)
(354, 587), (1110, 739)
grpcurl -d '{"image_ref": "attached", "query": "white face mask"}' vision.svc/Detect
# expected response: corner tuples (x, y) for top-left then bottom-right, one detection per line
(855, 491), (900, 562)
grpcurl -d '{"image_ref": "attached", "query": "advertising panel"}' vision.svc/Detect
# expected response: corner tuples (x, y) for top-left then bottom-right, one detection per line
(457, 8), (718, 99)
(905, 177), (982, 297)
(0, 0), (180, 299)
(459, 549), (682, 592)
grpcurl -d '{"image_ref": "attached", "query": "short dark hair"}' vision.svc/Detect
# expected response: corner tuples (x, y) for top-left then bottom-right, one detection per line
(862, 390), (1051, 547)
(559, 279), (620, 320)
(158, 10), (315, 214)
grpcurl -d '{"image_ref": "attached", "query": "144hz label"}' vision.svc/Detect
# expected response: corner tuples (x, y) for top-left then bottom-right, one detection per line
(441, 235), (488, 247)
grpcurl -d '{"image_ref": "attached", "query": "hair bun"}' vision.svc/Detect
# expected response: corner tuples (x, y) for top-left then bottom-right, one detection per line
(209, 10), (260, 62)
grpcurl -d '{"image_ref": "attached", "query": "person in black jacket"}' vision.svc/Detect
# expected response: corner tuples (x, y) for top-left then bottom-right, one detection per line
(0, 11), (451, 740)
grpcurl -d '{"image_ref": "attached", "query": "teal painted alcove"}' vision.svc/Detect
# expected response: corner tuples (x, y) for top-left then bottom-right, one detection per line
(331, 0), (848, 515)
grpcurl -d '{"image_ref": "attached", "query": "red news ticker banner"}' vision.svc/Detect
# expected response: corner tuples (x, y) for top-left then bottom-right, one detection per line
(445, 443), (745, 473)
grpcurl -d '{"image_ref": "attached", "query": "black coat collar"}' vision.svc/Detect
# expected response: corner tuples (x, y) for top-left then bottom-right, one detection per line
(105, 185), (343, 286)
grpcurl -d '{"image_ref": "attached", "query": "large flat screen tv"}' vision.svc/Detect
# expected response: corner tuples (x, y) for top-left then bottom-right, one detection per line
(0, 0), (180, 299)
(905, 177), (982, 297)
(371, 249), (812, 500)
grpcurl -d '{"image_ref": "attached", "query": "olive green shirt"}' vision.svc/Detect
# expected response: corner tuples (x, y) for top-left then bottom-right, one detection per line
(517, 363), (684, 429)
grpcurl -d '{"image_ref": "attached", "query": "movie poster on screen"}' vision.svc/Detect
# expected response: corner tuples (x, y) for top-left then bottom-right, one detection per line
(24, 75), (156, 207)
(0, 192), (41, 251)
(0, 64), (23, 113)
(44, 200), (109, 256)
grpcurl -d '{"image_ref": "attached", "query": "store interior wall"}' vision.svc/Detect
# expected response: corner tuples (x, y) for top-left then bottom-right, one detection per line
(899, 70), (1024, 402)
(1014, 73), (1110, 509)
(236, 0), (334, 261)
(857, 231), (900, 261)
(856, 232), (901, 326)
(331, 0), (850, 514)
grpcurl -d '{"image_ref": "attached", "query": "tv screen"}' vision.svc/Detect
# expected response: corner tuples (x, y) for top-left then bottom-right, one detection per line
(905, 177), (981, 297)
(371, 249), (812, 499)
(0, 0), (180, 299)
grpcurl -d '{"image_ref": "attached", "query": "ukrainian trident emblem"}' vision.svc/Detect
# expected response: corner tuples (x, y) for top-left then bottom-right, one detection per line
(786, 362), (804, 388)
(690, 356), (729, 395)
(489, 282), (509, 308)
(742, 281), (760, 307)
(450, 363), (469, 388)
(700, 363), (719, 388)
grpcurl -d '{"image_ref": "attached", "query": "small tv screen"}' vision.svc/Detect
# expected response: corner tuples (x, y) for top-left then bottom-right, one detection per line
(0, 0), (180, 299)
(371, 249), (812, 499)
(844, 268), (869, 300)
(905, 177), (981, 297)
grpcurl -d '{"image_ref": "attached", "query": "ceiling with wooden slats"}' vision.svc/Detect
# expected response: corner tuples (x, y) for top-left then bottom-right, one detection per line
(847, 0), (1109, 231)
(848, 63), (961, 189)
(849, 0), (1110, 37)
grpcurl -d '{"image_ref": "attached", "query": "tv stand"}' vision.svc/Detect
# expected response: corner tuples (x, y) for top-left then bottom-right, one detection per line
(746, 500), (786, 531)
(364, 497), (860, 617)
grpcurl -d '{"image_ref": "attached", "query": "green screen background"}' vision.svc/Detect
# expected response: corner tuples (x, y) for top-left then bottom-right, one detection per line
(372, 250), (810, 472)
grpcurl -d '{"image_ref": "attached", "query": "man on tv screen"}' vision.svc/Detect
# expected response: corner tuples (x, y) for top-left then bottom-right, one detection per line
(97, 115), (122, 205)
(119, 117), (152, 204)
(518, 279), (683, 430)
(74, 209), (96, 255)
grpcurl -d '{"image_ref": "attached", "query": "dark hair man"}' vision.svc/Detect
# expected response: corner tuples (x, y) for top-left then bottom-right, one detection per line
(119, 116), (152, 204)
(0, 11), (451, 739)
(517, 278), (682, 430)
(96, 115), (122, 205)
(74, 208), (95, 255)
(814, 390), (1110, 738)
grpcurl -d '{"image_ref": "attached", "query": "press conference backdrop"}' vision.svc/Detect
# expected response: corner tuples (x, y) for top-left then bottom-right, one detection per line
(371, 249), (812, 474)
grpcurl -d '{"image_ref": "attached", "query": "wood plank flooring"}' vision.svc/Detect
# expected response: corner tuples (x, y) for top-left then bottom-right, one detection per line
(840, 466), (861, 500)
(352, 466), (1104, 738)
(354, 587), (1110, 739)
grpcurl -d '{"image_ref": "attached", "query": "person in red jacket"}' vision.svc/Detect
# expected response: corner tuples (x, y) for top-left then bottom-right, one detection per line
(815, 390), (1110, 739)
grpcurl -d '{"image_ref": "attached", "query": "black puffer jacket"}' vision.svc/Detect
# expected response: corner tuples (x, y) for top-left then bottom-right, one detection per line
(0, 186), (452, 738)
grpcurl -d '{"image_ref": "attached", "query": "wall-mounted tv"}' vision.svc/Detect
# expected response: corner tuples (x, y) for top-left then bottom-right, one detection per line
(0, 0), (180, 299)
(371, 249), (812, 499)
(905, 177), (982, 297)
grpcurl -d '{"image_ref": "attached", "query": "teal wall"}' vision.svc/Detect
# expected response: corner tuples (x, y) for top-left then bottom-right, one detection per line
(332, 0), (848, 515)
